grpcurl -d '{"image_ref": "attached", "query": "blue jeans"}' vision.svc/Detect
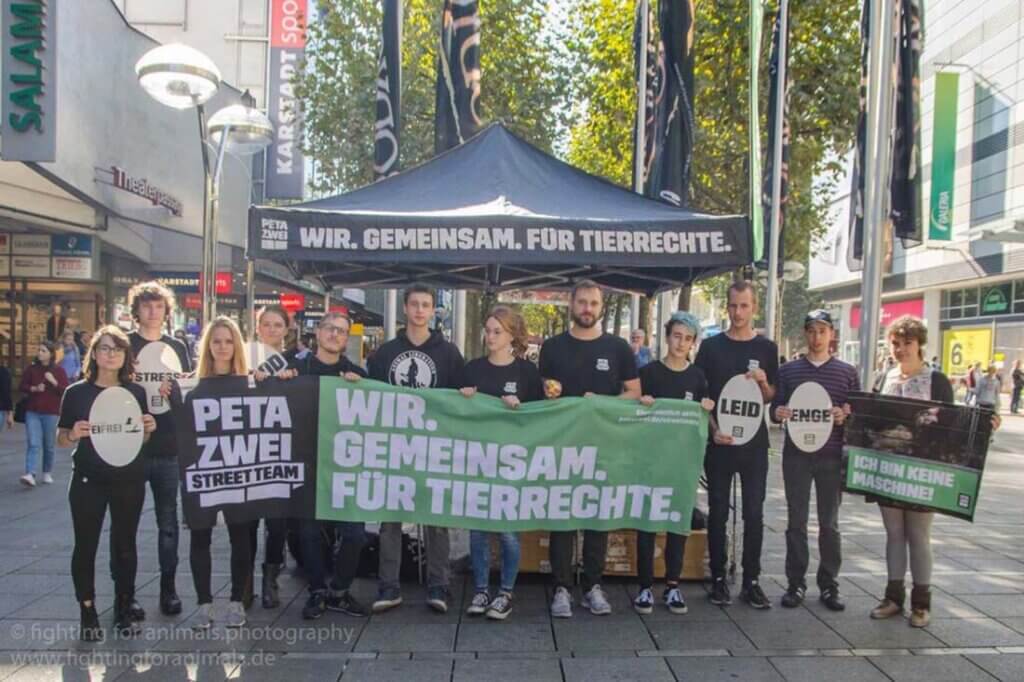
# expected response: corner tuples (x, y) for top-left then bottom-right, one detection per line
(470, 531), (520, 593)
(301, 519), (365, 594)
(146, 456), (180, 577)
(24, 412), (58, 475)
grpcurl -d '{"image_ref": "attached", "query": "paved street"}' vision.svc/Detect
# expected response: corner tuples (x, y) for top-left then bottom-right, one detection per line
(0, 417), (1022, 681)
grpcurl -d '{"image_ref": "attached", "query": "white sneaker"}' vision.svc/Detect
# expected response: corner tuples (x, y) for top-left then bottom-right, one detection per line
(224, 601), (246, 628)
(192, 603), (214, 630)
(41, 473), (54, 484)
(582, 585), (612, 615)
(19, 473), (35, 487)
(550, 586), (573, 618)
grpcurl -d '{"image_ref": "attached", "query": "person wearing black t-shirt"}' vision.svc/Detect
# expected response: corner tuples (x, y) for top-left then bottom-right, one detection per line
(460, 306), (543, 621)
(633, 312), (714, 616)
(276, 312), (372, 621)
(123, 282), (193, 619)
(539, 280), (640, 618)
(59, 325), (156, 641)
(247, 304), (300, 609)
(694, 280), (778, 610)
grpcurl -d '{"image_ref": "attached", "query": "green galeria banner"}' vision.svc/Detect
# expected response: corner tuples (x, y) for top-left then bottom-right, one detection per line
(844, 446), (981, 521)
(316, 378), (708, 532)
(929, 71), (959, 241)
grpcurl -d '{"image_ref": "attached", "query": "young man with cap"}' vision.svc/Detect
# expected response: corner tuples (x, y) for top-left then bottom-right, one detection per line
(771, 310), (859, 611)
(540, 280), (641, 617)
(369, 284), (465, 614)
(694, 280), (778, 609)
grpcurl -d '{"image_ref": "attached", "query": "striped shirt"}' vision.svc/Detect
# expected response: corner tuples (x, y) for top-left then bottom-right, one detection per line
(771, 356), (860, 456)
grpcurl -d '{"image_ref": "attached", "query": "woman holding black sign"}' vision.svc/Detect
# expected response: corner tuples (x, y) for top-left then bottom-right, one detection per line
(862, 315), (1000, 628)
(459, 306), (543, 620)
(184, 317), (254, 629)
(58, 326), (156, 641)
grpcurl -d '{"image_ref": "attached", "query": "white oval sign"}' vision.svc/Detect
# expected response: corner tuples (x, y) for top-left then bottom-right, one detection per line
(717, 375), (765, 446)
(135, 342), (183, 415)
(249, 341), (288, 376)
(88, 386), (145, 467)
(786, 382), (834, 453)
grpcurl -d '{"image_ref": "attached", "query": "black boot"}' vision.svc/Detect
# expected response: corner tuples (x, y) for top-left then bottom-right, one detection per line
(261, 563), (281, 609)
(80, 602), (103, 642)
(126, 594), (146, 622)
(159, 573), (182, 616)
(114, 595), (140, 637)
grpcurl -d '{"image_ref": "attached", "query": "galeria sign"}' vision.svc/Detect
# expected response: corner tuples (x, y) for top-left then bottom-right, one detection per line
(717, 374), (764, 446)
(317, 379), (709, 533)
(786, 382), (833, 453)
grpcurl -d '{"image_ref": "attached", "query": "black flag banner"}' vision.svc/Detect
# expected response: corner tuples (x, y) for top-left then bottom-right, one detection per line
(435, 0), (481, 154)
(633, 0), (658, 192)
(645, 0), (695, 207)
(848, 0), (923, 270)
(175, 376), (318, 529)
(374, 0), (402, 180)
(759, 6), (789, 274)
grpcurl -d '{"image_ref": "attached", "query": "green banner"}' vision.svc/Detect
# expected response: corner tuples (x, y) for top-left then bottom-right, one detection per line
(844, 446), (981, 521)
(315, 378), (708, 532)
(929, 72), (959, 241)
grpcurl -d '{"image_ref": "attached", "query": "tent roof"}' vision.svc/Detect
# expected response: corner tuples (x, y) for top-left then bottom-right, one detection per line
(249, 123), (750, 295)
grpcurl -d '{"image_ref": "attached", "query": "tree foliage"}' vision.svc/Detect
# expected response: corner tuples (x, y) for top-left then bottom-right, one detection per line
(295, 0), (569, 195)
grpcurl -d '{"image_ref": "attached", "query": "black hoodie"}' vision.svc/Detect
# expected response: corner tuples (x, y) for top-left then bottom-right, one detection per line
(368, 328), (465, 389)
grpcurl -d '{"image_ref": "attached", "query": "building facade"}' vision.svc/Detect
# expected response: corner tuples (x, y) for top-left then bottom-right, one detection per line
(810, 0), (1024, 383)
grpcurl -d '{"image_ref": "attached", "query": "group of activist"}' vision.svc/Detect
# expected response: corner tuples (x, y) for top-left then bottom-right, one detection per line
(53, 276), (1001, 642)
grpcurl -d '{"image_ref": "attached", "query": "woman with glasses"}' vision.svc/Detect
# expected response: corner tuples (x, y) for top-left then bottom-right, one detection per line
(58, 326), (155, 641)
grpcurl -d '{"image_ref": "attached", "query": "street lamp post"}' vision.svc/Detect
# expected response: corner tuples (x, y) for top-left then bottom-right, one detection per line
(135, 43), (273, 329)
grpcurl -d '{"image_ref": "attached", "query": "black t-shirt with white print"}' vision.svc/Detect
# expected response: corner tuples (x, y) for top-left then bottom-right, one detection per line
(639, 361), (709, 403)
(58, 380), (149, 481)
(539, 331), (638, 397)
(464, 357), (544, 403)
(129, 331), (192, 457)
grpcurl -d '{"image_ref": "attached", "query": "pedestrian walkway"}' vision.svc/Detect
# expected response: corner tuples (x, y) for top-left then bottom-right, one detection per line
(0, 420), (1022, 681)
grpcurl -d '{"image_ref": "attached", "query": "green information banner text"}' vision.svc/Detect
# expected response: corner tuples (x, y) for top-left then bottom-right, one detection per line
(844, 446), (981, 521)
(929, 71), (959, 241)
(316, 379), (708, 532)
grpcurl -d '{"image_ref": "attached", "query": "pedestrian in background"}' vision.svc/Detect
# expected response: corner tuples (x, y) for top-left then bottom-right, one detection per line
(59, 330), (82, 381)
(0, 360), (12, 431)
(630, 329), (653, 369)
(975, 364), (1001, 412)
(1010, 360), (1023, 414)
(19, 341), (69, 486)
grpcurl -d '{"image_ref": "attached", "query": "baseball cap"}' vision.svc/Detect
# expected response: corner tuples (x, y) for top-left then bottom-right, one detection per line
(804, 309), (833, 328)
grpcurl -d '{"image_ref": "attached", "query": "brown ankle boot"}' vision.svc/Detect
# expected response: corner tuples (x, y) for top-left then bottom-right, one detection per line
(870, 580), (905, 619)
(910, 584), (931, 628)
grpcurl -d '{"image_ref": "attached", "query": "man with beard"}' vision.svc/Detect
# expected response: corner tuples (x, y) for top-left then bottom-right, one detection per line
(368, 284), (465, 614)
(539, 280), (640, 617)
(771, 310), (857, 611)
(695, 280), (778, 609)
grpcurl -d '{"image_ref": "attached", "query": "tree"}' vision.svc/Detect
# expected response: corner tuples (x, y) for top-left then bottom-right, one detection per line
(295, 0), (570, 195)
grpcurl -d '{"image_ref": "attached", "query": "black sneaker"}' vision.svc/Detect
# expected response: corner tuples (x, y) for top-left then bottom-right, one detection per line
(781, 584), (806, 608)
(633, 587), (654, 614)
(302, 591), (327, 620)
(709, 578), (731, 606)
(485, 592), (513, 621)
(820, 586), (846, 612)
(127, 596), (146, 622)
(159, 575), (182, 616)
(663, 586), (688, 615)
(372, 586), (403, 613)
(741, 581), (771, 610)
(426, 586), (449, 614)
(326, 590), (369, 617)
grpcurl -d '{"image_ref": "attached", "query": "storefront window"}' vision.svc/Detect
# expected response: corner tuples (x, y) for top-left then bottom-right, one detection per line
(1014, 280), (1024, 314)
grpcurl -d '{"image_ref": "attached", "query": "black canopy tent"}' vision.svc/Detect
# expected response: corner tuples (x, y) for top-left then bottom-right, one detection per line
(249, 123), (750, 296)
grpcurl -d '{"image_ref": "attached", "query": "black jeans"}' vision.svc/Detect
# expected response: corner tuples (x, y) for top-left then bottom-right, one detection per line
(249, 517), (288, 566)
(110, 455), (179, 585)
(782, 451), (842, 590)
(1012, 386), (1022, 413)
(70, 472), (145, 603)
(300, 519), (366, 594)
(637, 532), (688, 588)
(705, 445), (769, 583)
(550, 530), (608, 591)
(190, 523), (252, 604)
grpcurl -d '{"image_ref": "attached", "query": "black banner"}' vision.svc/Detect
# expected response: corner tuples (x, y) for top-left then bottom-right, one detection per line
(175, 376), (318, 529)
(632, 0), (657, 193)
(760, 7), (789, 275)
(435, 0), (481, 154)
(374, 0), (402, 180)
(644, 0), (695, 207)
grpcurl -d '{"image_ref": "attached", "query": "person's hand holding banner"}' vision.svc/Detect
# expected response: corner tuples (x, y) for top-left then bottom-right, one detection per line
(142, 414), (157, 435)
(70, 420), (90, 442)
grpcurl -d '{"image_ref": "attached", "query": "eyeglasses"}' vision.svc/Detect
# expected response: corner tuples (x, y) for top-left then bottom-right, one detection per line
(96, 345), (125, 355)
(319, 324), (349, 336)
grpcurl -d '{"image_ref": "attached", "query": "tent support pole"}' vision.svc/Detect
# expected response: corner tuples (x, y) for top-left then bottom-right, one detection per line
(454, 290), (467, 353)
(765, 0), (789, 344)
(385, 289), (398, 339)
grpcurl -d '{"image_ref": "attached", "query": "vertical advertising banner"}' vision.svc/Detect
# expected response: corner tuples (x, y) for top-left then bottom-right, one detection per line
(929, 72), (959, 241)
(942, 327), (991, 376)
(267, 0), (307, 199)
(1, 0), (57, 161)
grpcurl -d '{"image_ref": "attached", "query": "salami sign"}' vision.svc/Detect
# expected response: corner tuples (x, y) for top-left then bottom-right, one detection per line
(88, 386), (145, 467)
(786, 382), (833, 454)
(716, 375), (764, 446)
